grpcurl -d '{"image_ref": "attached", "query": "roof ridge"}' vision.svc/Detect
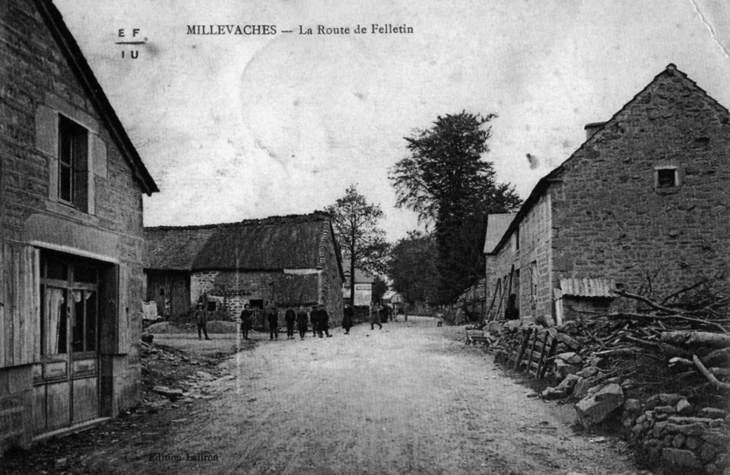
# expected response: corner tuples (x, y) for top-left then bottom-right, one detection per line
(488, 64), (729, 255)
(144, 211), (332, 232)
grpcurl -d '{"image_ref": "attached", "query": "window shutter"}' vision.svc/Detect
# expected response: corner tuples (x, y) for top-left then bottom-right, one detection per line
(35, 105), (58, 200)
(73, 132), (89, 213)
(117, 264), (129, 353)
(0, 243), (41, 368)
(92, 134), (107, 178)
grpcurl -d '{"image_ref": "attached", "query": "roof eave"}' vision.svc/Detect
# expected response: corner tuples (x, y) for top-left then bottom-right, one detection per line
(35, 0), (159, 195)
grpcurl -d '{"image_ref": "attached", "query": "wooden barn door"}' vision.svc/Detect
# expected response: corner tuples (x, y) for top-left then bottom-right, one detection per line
(34, 251), (101, 434)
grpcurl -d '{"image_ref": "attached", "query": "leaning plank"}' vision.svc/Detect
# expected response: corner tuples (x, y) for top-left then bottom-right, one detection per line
(522, 330), (539, 372)
(512, 328), (532, 371)
(661, 331), (730, 349)
(538, 336), (558, 378)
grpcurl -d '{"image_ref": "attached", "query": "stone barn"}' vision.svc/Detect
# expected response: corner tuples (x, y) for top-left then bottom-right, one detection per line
(485, 64), (730, 324)
(144, 213), (344, 325)
(0, 0), (158, 451)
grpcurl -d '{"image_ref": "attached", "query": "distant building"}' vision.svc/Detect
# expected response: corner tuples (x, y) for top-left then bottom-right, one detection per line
(0, 0), (158, 451)
(341, 259), (375, 306)
(144, 213), (344, 325)
(485, 65), (730, 323)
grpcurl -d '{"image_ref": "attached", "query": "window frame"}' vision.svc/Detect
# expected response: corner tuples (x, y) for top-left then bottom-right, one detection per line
(57, 115), (90, 211)
(653, 163), (684, 194)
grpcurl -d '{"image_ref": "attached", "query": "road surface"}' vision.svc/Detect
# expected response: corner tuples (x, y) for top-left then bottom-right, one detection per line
(87, 317), (643, 475)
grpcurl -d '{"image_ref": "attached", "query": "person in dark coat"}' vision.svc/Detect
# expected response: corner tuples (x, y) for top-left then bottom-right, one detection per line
(195, 303), (210, 340)
(317, 305), (331, 337)
(267, 305), (279, 340)
(310, 305), (319, 337)
(284, 307), (296, 339)
(505, 294), (519, 321)
(342, 304), (354, 335)
(240, 303), (253, 340)
(296, 306), (308, 339)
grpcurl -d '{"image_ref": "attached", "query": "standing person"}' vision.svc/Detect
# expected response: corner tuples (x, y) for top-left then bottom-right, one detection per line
(195, 303), (210, 340)
(504, 294), (519, 321)
(296, 306), (308, 339)
(318, 304), (332, 337)
(342, 304), (353, 335)
(240, 303), (253, 340)
(310, 305), (319, 337)
(370, 302), (382, 330)
(285, 307), (296, 340)
(267, 304), (279, 341)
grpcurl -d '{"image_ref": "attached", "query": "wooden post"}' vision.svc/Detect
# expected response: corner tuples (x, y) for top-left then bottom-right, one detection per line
(513, 327), (532, 370)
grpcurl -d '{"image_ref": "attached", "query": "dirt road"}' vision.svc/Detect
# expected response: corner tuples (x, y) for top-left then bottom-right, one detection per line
(80, 318), (642, 474)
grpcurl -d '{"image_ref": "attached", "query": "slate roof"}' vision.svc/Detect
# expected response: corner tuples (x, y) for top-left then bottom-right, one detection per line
(559, 278), (616, 298)
(145, 212), (341, 273)
(483, 213), (517, 254)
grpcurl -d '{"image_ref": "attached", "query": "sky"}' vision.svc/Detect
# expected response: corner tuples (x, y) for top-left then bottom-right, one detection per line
(54, 0), (730, 241)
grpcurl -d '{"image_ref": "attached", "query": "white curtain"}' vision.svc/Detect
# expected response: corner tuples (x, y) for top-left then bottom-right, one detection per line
(45, 288), (66, 354)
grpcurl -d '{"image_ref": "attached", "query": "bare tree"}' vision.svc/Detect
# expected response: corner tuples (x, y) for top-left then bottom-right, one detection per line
(325, 185), (389, 306)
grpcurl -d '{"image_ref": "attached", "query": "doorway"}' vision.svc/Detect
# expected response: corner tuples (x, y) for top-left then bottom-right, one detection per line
(33, 251), (102, 434)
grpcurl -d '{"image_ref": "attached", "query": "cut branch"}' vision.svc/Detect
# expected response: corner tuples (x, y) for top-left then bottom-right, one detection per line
(693, 354), (730, 391)
(661, 331), (730, 349)
(607, 312), (727, 333)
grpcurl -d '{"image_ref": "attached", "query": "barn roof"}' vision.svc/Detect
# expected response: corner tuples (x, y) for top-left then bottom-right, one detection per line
(144, 212), (341, 273)
(144, 225), (216, 271)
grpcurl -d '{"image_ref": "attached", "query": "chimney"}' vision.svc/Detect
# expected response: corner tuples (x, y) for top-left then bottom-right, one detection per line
(584, 121), (607, 140)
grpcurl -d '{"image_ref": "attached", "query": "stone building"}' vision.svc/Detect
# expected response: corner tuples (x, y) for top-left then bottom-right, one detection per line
(341, 259), (375, 307)
(144, 213), (344, 325)
(485, 64), (730, 323)
(0, 0), (158, 451)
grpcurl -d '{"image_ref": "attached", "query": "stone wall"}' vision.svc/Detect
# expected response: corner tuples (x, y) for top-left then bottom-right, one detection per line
(317, 223), (344, 325)
(625, 395), (729, 474)
(0, 0), (150, 451)
(551, 67), (730, 298)
(486, 193), (553, 319)
(192, 270), (278, 320)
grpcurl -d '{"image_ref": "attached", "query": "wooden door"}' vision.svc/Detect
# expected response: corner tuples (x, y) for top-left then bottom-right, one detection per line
(33, 252), (100, 434)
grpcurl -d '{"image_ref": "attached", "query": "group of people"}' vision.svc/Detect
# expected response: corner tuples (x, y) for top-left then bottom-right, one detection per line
(197, 301), (403, 341)
(239, 303), (339, 340)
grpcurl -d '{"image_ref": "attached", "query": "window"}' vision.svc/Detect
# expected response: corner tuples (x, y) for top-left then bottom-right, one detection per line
(653, 163), (683, 192)
(515, 226), (520, 251)
(657, 169), (677, 188)
(40, 252), (100, 356)
(58, 116), (89, 211)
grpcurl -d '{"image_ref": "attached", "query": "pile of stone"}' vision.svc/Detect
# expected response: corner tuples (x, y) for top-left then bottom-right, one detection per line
(140, 341), (237, 411)
(486, 287), (730, 473)
(624, 394), (730, 474)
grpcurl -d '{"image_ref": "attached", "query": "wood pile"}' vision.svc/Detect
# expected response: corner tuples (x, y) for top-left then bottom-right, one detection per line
(483, 283), (730, 473)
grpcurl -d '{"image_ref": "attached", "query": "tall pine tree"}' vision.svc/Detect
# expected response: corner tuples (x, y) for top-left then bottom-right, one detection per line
(389, 112), (521, 302)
